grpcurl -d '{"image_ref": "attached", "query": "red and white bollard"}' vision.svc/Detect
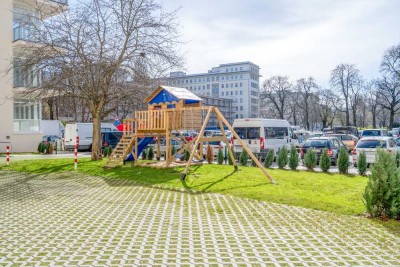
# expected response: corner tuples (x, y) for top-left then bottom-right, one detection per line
(74, 145), (78, 170)
(6, 146), (10, 166)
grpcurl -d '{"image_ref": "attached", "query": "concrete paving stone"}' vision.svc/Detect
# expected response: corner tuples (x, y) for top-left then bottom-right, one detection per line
(1, 170), (400, 266)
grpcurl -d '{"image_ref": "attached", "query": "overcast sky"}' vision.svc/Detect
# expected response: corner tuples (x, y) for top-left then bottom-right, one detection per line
(162, 0), (400, 87)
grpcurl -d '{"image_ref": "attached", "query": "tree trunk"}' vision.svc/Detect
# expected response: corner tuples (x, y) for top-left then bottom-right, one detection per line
(91, 114), (103, 161)
(352, 107), (357, 127)
(345, 100), (350, 125)
(372, 108), (376, 129)
(390, 109), (395, 129)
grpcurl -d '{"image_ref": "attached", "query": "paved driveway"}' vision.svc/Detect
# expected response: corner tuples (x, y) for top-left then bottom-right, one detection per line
(0, 171), (399, 266)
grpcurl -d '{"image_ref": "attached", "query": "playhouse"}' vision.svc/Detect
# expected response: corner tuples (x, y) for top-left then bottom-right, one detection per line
(105, 85), (274, 182)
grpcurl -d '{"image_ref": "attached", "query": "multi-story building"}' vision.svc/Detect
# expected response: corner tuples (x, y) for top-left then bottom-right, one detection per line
(165, 61), (261, 120)
(0, 0), (68, 152)
(200, 95), (234, 126)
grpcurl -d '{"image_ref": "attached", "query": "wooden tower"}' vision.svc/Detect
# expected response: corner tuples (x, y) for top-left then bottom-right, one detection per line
(105, 85), (274, 183)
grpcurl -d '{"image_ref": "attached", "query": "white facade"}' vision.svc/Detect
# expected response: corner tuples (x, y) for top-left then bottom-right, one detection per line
(166, 61), (261, 120)
(0, 0), (68, 153)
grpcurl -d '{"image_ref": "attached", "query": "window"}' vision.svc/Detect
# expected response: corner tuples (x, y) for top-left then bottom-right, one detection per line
(221, 84), (224, 88)
(240, 106), (243, 111)
(203, 85), (205, 89)
(231, 83), (233, 88)
(235, 91), (238, 95)
(211, 77), (214, 82)
(235, 67), (238, 71)
(240, 75), (243, 79)
(265, 127), (288, 139)
(207, 84), (210, 89)
(222, 92), (224, 96)
(190, 79), (192, 83)
(234, 127), (260, 139)
(221, 76), (224, 80)
(240, 67), (243, 71)
(235, 83), (238, 87)
(216, 76), (219, 81)
(240, 91), (243, 95)
(207, 78), (210, 82)
(251, 98), (258, 104)
(226, 68), (229, 72)
(240, 82), (243, 87)
(231, 91), (233, 96)
(230, 68), (233, 71)
(240, 98), (243, 103)
(226, 84), (228, 88)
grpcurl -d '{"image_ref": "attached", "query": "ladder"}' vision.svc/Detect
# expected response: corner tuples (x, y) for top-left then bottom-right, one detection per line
(104, 135), (136, 168)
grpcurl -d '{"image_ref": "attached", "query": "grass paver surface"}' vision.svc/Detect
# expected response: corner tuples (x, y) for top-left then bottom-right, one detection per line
(0, 170), (399, 266)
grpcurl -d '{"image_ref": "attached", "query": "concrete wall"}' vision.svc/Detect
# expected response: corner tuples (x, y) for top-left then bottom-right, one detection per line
(0, 0), (15, 153)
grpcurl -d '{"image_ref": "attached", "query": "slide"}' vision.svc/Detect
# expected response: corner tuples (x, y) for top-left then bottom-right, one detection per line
(125, 137), (154, 162)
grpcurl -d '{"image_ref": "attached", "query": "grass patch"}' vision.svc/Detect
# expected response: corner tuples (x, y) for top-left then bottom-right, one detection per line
(2, 158), (366, 215)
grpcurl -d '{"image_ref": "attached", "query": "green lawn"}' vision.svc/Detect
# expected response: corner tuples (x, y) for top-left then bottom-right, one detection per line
(2, 158), (367, 215)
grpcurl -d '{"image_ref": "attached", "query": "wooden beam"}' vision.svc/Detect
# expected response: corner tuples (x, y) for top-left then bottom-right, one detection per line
(214, 108), (275, 183)
(198, 136), (226, 142)
(181, 106), (213, 180)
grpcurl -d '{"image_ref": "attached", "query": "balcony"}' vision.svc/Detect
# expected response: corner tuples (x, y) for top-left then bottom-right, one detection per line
(16, 0), (69, 19)
(13, 25), (40, 43)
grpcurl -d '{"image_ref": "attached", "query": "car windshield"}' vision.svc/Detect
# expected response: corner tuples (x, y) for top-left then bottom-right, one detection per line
(362, 130), (381, 137)
(303, 139), (329, 148)
(357, 140), (387, 148)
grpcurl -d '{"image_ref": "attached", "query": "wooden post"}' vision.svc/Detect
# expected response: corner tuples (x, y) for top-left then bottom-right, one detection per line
(157, 136), (161, 160)
(181, 106), (213, 180)
(214, 108), (275, 183)
(216, 113), (238, 171)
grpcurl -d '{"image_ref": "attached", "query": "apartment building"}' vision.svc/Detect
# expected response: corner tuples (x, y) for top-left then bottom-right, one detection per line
(165, 61), (261, 120)
(0, 0), (68, 152)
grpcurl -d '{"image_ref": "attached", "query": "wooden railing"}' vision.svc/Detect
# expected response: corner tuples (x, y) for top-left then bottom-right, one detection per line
(130, 107), (206, 132)
(135, 110), (166, 131)
(122, 118), (137, 135)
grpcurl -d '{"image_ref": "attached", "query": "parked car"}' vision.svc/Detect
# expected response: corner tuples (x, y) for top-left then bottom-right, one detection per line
(41, 135), (63, 150)
(327, 134), (358, 152)
(391, 128), (400, 138)
(232, 118), (292, 157)
(352, 136), (398, 166)
(300, 137), (347, 166)
(101, 131), (123, 150)
(361, 129), (389, 138)
(333, 126), (358, 136)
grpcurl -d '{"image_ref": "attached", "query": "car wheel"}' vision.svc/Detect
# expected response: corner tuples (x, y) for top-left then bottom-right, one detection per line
(331, 159), (337, 166)
(88, 145), (92, 152)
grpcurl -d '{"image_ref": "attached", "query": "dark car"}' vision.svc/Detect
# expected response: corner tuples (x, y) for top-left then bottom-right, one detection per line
(300, 137), (347, 165)
(101, 131), (123, 149)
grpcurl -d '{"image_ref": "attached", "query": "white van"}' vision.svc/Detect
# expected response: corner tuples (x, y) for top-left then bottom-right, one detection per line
(232, 118), (292, 157)
(64, 123), (117, 151)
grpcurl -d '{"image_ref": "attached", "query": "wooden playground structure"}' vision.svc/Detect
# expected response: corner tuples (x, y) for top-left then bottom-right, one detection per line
(105, 86), (274, 183)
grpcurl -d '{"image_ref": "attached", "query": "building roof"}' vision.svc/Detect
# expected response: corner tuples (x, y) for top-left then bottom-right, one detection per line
(145, 85), (202, 105)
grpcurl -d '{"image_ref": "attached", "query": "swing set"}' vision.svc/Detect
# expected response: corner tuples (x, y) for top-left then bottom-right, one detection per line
(105, 85), (274, 183)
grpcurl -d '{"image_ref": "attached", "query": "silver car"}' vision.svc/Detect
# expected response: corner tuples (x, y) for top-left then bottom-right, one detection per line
(352, 136), (398, 166)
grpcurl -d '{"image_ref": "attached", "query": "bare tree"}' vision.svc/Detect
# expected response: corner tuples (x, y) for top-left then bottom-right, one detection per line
(381, 44), (400, 80)
(295, 77), (317, 130)
(376, 75), (400, 128)
(316, 88), (337, 129)
(330, 64), (362, 126)
(260, 76), (292, 120)
(365, 81), (379, 128)
(13, 0), (182, 160)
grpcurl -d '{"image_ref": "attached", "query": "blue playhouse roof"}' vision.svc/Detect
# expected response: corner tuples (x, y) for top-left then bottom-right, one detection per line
(146, 86), (202, 105)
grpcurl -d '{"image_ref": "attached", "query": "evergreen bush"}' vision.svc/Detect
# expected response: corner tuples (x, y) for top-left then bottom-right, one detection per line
(183, 149), (190, 161)
(277, 147), (288, 169)
(338, 147), (349, 174)
(147, 146), (154, 160)
(38, 142), (46, 153)
(206, 144), (214, 164)
(251, 152), (258, 167)
(171, 146), (177, 157)
(217, 148), (224, 165)
(47, 143), (54, 154)
(358, 150), (367, 176)
(288, 145), (299, 170)
(363, 149), (400, 219)
(239, 149), (249, 166)
(319, 149), (331, 173)
(141, 148), (147, 159)
(396, 152), (400, 168)
(304, 149), (317, 171)
(103, 146), (113, 157)
(264, 149), (274, 168)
